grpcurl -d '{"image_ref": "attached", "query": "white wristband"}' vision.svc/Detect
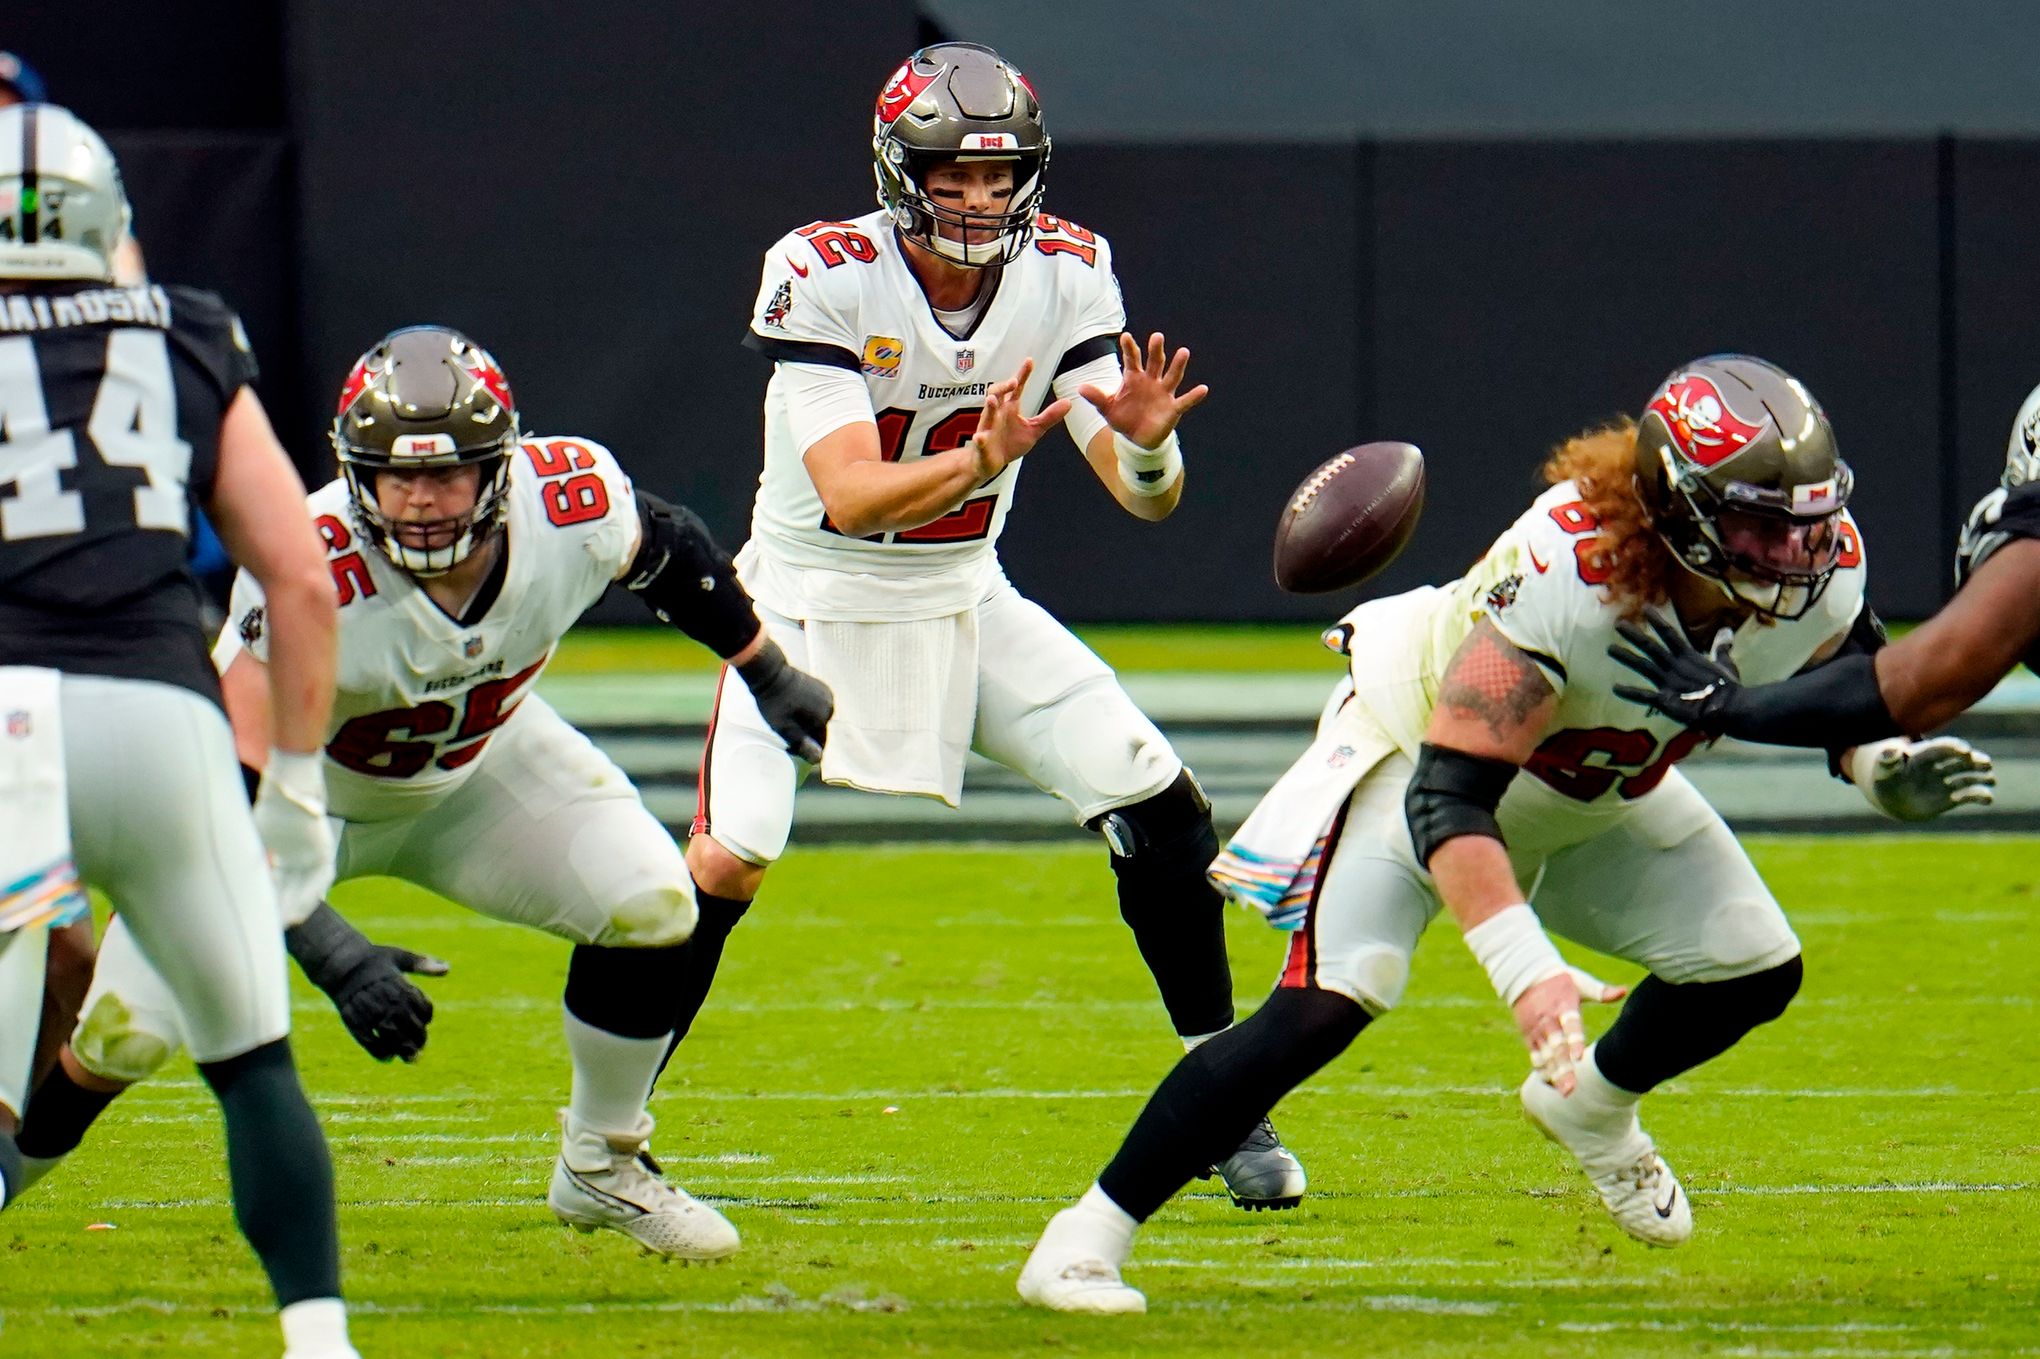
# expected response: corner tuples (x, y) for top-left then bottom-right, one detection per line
(1114, 429), (1182, 498)
(1461, 903), (1568, 1005)
(263, 747), (328, 816)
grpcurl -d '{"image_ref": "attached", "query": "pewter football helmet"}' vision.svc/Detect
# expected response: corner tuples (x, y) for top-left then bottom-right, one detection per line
(0, 104), (131, 281)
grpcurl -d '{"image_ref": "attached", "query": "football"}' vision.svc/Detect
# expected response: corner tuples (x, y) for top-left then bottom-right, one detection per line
(1271, 441), (1427, 593)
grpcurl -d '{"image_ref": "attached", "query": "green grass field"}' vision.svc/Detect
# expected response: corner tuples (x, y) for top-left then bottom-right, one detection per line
(4, 836), (2036, 1357)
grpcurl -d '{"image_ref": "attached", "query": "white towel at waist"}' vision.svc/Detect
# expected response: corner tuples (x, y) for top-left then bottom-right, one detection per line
(0, 666), (87, 935)
(1208, 696), (1396, 931)
(804, 611), (979, 806)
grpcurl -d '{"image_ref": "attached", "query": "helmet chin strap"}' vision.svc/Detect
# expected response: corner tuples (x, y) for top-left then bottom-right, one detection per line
(926, 232), (1008, 266)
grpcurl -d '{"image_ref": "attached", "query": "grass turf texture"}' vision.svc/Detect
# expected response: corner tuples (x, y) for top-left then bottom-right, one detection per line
(546, 624), (1341, 677)
(5, 836), (2035, 1357)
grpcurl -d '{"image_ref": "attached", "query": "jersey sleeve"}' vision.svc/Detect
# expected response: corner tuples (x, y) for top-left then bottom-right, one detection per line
(775, 360), (877, 454)
(518, 436), (641, 589)
(164, 285), (260, 402)
(1468, 502), (1613, 698)
(1048, 227), (1127, 453)
(214, 568), (271, 669)
(739, 231), (865, 372)
(1956, 481), (2040, 587)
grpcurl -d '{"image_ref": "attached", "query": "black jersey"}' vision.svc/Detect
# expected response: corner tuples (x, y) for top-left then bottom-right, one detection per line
(1954, 479), (2040, 675)
(0, 281), (257, 703)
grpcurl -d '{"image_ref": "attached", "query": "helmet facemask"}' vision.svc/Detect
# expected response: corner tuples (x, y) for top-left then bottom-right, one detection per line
(1653, 448), (1851, 621)
(876, 142), (1046, 267)
(340, 446), (512, 578)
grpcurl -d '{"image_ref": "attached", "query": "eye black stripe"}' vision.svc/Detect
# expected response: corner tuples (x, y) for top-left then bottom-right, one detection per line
(19, 103), (37, 245)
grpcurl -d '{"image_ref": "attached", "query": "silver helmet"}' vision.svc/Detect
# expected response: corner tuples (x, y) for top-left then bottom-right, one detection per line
(0, 104), (131, 282)
(2003, 380), (2040, 488)
(871, 43), (1048, 268)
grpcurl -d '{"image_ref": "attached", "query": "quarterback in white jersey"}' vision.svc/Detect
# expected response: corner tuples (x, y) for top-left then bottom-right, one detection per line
(677, 41), (1307, 1210)
(36, 326), (831, 1263)
(1019, 356), (1994, 1314)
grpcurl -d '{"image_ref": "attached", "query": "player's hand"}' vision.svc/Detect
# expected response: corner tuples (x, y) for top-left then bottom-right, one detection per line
(737, 637), (834, 765)
(286, 901), (448, 1063)
(1854, 735), (1996, 821)
(969, 359), (1072, 481)
(1078, 331), (1209, 450)
(1607, 609), (1746, 733)
(252, 749), (336, 925)
(1513, 971), (1588, 1095)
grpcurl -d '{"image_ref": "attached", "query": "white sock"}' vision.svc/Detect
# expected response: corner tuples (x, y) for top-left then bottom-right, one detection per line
(279, 1297), (350, 1355)
(1073, 1182), (1139, 1260)
(563, 1009), (670, 1135)
(1575, 1043), (1643, 1110)
(1180, 1025), (1230, 1053)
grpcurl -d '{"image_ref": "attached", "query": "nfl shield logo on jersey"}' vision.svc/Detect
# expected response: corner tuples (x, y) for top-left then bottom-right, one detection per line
(5, 710), (30, 739)
(954, 347), (975, 374)
(464, 637), (484, 660)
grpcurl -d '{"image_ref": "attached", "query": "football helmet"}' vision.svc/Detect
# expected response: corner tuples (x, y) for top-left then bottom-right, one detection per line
(1634, 354), (1853, 620)
(2002, 381), (2040, 488)
(0, 104), (131, 281)
(331, 326), (518, 577)
(872, 42), (1047, 268)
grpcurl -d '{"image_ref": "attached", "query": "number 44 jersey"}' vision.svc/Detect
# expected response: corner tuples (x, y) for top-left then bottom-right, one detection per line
(215, 436), (637, 822)
(1332, 480), (1868, 850)
(739, 207), (1125, 620)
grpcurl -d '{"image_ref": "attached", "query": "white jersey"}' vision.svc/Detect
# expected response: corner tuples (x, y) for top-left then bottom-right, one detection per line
(216, 435), (638, 822)
(1337, 481), (1866, 849)
(739, 207), (1125, 621)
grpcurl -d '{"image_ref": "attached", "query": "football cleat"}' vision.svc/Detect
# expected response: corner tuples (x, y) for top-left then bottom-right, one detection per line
(1520, 1071), (1692, 1247)
(547, 1110), (740, 1261)
(1206, 1116), (1307, 1210)
(1017, 1207), (1147, 1315)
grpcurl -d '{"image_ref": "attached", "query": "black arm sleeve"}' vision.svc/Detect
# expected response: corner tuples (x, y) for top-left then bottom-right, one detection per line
(1812, 607), (1891, 777)
(1718, 651), (1904, 750)
(620, 490), (762, 659)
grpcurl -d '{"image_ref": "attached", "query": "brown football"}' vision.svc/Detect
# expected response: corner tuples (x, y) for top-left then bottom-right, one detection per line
(1272, 442), (1427, 593)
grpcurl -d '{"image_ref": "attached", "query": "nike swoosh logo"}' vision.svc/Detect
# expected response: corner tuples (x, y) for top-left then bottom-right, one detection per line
(1654, 1183), (1679, 1218)
(788, 257), (810, 278)
(1528, 547), (1549, 574)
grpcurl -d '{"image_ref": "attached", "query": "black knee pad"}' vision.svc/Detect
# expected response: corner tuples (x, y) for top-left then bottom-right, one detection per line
(1091, 771), (1220, 892)
(565, 942), (690, 1040)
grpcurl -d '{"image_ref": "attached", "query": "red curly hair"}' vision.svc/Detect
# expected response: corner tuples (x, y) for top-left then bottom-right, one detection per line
(1539, 418), (1674, 618)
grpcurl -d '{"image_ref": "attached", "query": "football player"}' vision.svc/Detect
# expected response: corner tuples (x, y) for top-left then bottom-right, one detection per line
(1608, 376), (2040, 761)
(1016, 356), (1993, 1313)
(673, 40), (1304, 1208)
(16, 325), (832, 1262)
(0, 105), (357, 1358)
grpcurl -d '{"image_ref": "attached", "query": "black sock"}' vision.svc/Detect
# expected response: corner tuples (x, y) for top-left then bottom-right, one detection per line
(656, 889), (752, 1080)
(198, 1039), (340, 1306)
(1097, 987), (1369, 1221)
(1593, 956), (1804, 1094)
(0, 1132), (20, 1210)
(1097, 773), (1236, 1039)
(16, 1062), (119, 1159)
(563, 941), (691, 1039)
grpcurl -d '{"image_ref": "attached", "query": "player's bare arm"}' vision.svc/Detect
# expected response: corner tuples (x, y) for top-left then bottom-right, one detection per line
(1876, 537), (2040, 730)
(1077, 331), (1206, 521)
(803, 360), (1069, 538)
(1412, 620), (1621, 1095)
(207, 387), (337, 759)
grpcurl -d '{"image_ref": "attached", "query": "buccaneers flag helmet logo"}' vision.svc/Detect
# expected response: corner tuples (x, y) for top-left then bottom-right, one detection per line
(1648, 373), (1771, 469)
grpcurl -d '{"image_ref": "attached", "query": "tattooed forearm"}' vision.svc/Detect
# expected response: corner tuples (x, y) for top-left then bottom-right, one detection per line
(1437, 620), (1555, 744)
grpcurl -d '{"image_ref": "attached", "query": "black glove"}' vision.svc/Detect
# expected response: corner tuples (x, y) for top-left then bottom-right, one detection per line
(286, 901), (449, 1062)
(737, 637), (834, 764)
(1607, 609), (1743, 732)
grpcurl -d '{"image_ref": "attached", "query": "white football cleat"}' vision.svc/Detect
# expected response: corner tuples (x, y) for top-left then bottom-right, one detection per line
(1017, 1206), (1147, 1314)
(1520, 1070), (1692, 1247)
(548, 1110), (740, 1261)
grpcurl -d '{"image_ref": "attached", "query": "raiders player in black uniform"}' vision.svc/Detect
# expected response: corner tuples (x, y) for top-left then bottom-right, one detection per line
(0, 105), (359, 1359)
(1609, 381), (2040, 755)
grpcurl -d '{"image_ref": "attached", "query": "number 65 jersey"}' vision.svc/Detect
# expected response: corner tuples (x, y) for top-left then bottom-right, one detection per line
(214, 435), (637, 823)
(739, 207), (1125, 621)
(1336, 480), (1868, 851)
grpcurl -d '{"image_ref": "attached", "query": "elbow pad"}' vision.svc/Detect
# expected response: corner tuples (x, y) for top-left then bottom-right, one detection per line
(622, 491), (760, 659)
(1404, 742), (1519, 868)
